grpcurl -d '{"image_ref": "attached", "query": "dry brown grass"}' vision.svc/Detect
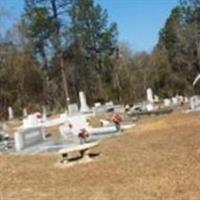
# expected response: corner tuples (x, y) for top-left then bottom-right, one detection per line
(1, 112), (200, 200)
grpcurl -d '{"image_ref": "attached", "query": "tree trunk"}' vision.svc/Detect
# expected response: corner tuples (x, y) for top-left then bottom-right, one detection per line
(50, 0), (70, 109)
(60, 55), (70, 109)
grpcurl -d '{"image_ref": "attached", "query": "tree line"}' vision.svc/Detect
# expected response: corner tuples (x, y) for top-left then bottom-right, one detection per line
(0, 0), (200, 119)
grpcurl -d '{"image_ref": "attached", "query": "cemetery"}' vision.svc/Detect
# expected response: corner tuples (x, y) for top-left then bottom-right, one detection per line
(2, 0), (200, 199)
(0, 91), (136, 155)
(0, 88), (190, 156)
(1, 104), (200, 199)
(0, 88), (196, 157)
(1, 89), (200, 199)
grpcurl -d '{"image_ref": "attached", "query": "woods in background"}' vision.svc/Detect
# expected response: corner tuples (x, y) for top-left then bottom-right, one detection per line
(0, 0), (200, 118)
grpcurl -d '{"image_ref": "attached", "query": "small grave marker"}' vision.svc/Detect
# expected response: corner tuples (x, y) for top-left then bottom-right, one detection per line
(8, 107), (14, 120)
(68, 103), (79, 115)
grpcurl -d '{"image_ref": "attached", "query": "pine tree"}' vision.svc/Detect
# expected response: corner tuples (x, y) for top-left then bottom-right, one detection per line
(69, 0), (118, 100)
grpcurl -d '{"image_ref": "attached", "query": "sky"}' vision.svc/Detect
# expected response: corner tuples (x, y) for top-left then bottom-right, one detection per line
(1, 0), (179, 52)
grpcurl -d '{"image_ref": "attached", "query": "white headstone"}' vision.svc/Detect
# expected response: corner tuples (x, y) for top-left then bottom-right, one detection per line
(42, 106), (47, 121)
(15, 126), (44, 152)
(146, 103), (154, 111)
(184, 97), (189, 103)
(172, 97), (178, 105)
(93, 105), (107, 116)
(22, 113), (42, 128)
(68, 115), (91, 136)
(68, 103), (79, 115)
(23, 108), (28, 118)
(125, 104), (130, 110)
(147, 88), (154, 103)
(79, 91), (90, 113)
(105, 101), (114, 110)
(94, 102), (102, 107)
(178, 96), (184, 104)
(8, 107), (14, 120)
(114, 105), (125, 113)
(190, 96), (200, 110)
(154, 95), (159, 102)
(164, 98), (171, 107)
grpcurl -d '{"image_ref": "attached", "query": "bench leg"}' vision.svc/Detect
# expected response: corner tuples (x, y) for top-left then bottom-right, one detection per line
(80, 149), (91, 162)
(60, 153), (69, 163)
(80, 149), (86, 158)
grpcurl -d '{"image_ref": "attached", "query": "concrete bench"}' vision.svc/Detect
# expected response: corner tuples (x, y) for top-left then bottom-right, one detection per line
(58, 142), (99, 164)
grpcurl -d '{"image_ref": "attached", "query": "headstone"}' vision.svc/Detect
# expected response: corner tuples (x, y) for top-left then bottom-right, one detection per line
(68, 115), (91, 136)
(184, 97), (189, 103)
(23, 108), (28, 118)
(94, 102), (114, 113)
(105, 101), (114, 110)
(94, 102), (102, 107)
(125, 104), (130, 112)
(146, 103), (154, 111)
(147, 88), (154, 103)
(114, 105), (125, 113)
(93, 105), (107, 116)
(154, 95), (159, 102)
(172, 97), (178, 105)
(15, 126), (45, 152)
(79, 91), (90, 113)
(190, 95), (200, 110)
(178, 96), (184, 104)
(42, 106), (47, 121)
(58, 113), (68, 125)
(8, 107), (14, 120)
(68, 103), (79, 115)
(164, 98), (171, 107)
(59, 122), (73, 140)
(22, 113), (42, 128)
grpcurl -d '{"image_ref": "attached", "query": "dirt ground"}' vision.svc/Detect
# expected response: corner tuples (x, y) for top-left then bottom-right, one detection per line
(1, 111), (200, 200)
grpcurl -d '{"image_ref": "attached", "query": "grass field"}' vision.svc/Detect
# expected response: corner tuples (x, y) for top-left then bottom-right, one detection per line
(1, 111), (200, 200)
